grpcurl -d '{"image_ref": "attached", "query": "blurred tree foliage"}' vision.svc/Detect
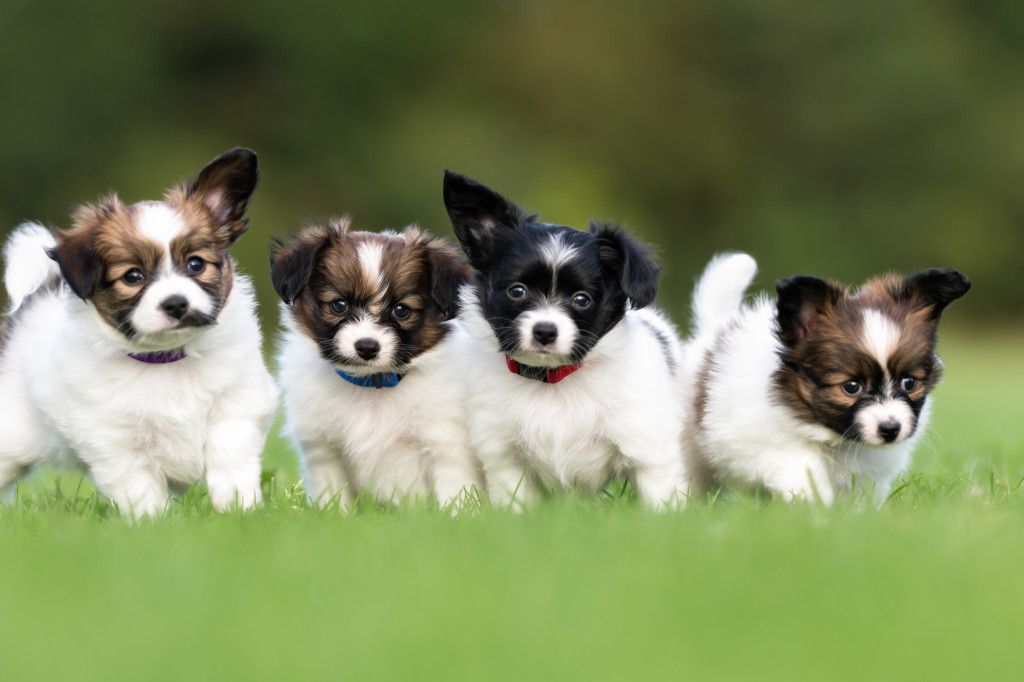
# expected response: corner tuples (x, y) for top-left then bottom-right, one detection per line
(0, 0), (1020, 332)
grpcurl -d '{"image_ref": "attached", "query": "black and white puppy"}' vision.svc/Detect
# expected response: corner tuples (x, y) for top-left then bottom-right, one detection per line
(272, 218), (482, 510)
(685, 253), (970, 504)
(0, 149), (278, 516)
(442, 171), (687, 509)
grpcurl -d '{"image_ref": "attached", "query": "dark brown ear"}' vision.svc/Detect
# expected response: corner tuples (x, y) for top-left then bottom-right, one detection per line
(901, 268), (970, 320)
(270, 229), (331, 304)
(776, 275), (845, 347)
(424, 239), (471, 319)
(590, 222), (660, 309)
(188, 148), (259, 244)
(47, 198), (123, 300)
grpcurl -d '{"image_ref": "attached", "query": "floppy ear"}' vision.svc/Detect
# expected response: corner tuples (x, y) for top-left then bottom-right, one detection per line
(590, 222), (660, 309)
(48, 226), (102, 301)
(775, 275), (845, 347)
(270, 230), (330, 304)
(424, 239), (472, 319)
(901, 268), (970, 320)
(47, 197), (124, 300)
(442, 170), (524, 268)
(188, 147), (259, 244)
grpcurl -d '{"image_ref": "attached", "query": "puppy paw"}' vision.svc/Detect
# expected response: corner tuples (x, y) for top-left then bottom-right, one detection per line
(207, 473), (262, 512)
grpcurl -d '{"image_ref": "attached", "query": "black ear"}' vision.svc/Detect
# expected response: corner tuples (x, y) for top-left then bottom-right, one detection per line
(590, 222), (660, 309)
(442, 170), (524, 268)
(188, 148), (259, 243)
(48, 228), (102, 300)
(775, 275), (845, 347)
(424, 239), (472, 319)
(901, 268), (970, 319)
(270, 231), (330, 304)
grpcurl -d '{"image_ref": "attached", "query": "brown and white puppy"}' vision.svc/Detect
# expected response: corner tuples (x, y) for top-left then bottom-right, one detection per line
(272, 219), (481, 510)
(0, 148), (278, 517)
(684, 253), (970, 504)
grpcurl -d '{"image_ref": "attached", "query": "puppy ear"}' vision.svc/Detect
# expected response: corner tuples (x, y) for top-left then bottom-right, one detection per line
(590, 222), (660, 309)
(188, 148), (259, 243)
(442, 170), (524, 268)
(48, 197), (123, 300)
(776, 275), (845, 346)
(900, 268), (970, 320)
(270, 230), (330, 305)
(424, 239), (472, 319)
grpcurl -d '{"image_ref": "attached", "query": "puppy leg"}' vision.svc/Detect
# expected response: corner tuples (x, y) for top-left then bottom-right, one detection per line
(0, 386), (57, 504)
(759, 450), (835, 505)
(301, 443), (354, 512)
(88, 457), (170, 518)
(424, 422), (481, 512)
(482, 449), (538, 512)
(204, 381), (276, 512)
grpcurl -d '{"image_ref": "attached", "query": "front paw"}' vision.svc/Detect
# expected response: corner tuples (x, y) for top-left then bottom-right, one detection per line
(207, 473), (262, 512)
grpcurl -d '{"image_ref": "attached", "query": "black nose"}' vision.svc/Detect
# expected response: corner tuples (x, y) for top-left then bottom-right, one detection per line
(532, 322), (558, 346)
(354, 337), (381, 360)
(878, 419), (901, 443)
(160, 295), (189, 320)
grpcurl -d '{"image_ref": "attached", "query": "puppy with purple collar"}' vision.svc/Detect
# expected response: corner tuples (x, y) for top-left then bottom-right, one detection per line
(442, 171), (688, 510)
(272, 218), (482, 511)
(0, 149), (278, 516)
(684, 253), (970, 504)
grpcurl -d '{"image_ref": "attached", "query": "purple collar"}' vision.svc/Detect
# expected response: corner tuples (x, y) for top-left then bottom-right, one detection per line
(127, 348), (187, 364)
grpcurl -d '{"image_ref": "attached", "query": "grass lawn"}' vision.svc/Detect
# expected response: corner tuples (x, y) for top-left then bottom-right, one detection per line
(1, 329), (1021, 681)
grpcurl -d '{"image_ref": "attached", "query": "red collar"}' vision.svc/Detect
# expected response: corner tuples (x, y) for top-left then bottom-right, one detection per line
(505, 355), (582, 384)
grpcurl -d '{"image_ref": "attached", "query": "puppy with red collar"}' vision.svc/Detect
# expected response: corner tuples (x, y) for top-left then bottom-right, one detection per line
(0, 149), (277, 516)
(442, 172), (688, 510)
(272, 218), (482, 511)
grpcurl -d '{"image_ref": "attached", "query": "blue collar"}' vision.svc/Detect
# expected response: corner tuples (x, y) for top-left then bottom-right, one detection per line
(335, 368), (404, 389)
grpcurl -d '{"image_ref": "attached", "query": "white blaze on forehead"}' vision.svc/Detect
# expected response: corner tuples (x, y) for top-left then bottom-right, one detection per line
(135, 202), (186, 247)
(539, 233), (579, 270)
(861, 309), (901, 368)
(357, 241), (386, 303)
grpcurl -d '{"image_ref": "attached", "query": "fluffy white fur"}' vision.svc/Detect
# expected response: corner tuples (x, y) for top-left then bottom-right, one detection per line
(277, 310), (482, 512)
(0, 223), (278, 516)
(684, 254), (926, 504)
(453, 285), (688, 510)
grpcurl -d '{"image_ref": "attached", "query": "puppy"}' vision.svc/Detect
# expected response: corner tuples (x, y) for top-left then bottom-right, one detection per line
(0, 148), (278, 516)
(272, 218), (481, 510)
(442, 171), (687, 510)
(684, 253), (970, 504)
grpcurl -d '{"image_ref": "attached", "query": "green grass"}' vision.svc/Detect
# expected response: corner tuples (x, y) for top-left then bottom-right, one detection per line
(1, 330), (1021, 681)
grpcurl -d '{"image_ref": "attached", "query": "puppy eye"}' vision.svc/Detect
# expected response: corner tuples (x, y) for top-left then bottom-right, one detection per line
(571, 292), (592, 308)
(841, 380), (863, 397)
(507, 284), (527, 300)
(900, 376), (918, 392)
(185, 256), (206, 276)
(330, 299), (348, 315)
(392, 303), (411, 320)
(122, 268), (145, 286)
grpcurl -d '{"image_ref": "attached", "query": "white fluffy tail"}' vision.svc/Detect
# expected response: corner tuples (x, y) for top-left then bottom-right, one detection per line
(4, 222), (60, 313)
(691, 252), (757, 338)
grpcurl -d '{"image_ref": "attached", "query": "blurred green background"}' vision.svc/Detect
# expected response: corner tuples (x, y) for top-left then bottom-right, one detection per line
(2, 0), (1020, 332)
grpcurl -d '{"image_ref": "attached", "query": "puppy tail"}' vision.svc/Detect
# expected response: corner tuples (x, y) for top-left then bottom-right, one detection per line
(691, 252), (757, 337)
(4, 222), (60, 313)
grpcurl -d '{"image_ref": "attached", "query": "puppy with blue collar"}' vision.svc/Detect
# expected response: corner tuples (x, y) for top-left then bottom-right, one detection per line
(272, 218), (482, 511)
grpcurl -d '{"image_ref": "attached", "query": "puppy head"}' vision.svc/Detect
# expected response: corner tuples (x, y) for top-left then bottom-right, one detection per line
(48, 148), (258, 348)
(774, 268), (970, 446)
(271, 220), (470, 375)
(443, 171), (659, 367)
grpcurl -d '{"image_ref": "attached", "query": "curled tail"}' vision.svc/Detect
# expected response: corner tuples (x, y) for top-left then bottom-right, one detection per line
(691, 252), (757, 339)
(4, 222), (60, 313)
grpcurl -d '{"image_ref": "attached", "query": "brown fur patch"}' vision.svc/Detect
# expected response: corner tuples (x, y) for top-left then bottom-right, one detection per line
(274, 220), (471, 368)
(773, 272), (947, 437)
